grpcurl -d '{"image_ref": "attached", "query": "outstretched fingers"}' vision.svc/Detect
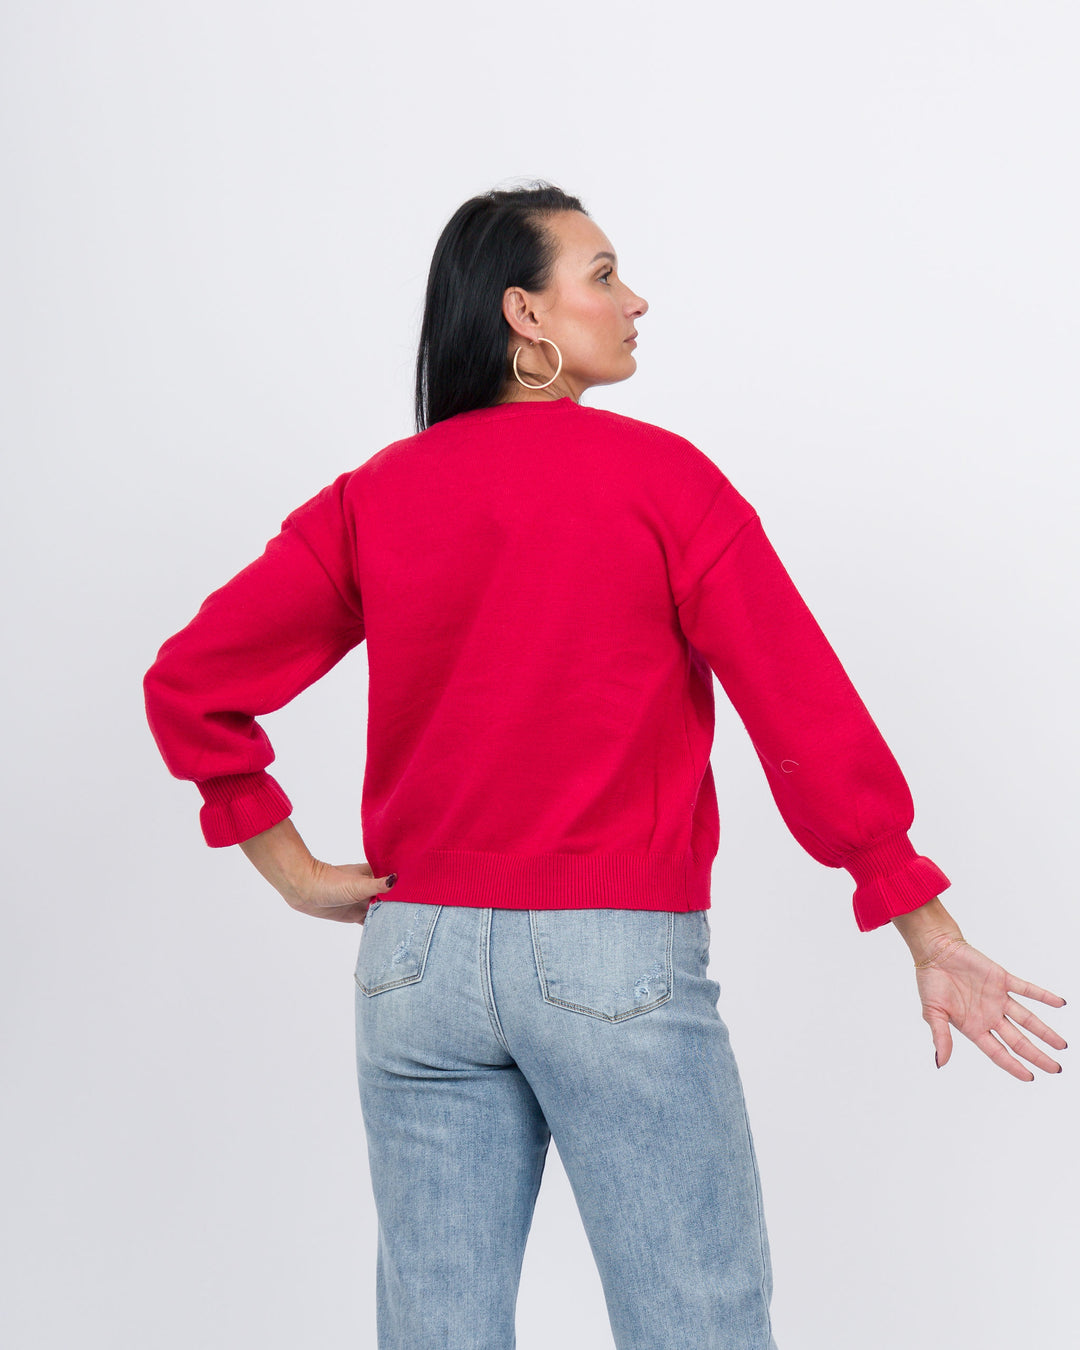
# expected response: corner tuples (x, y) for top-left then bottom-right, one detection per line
(973, 1029), (1036, 1082)
(1007, 973), (1067, 1008)
(1003, 995), (1068, 1054)
(920, 946), (1068, 1080)
(993, 1016), (1063, 1075)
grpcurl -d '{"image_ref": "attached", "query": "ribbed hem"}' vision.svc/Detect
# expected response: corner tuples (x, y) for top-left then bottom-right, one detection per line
(196, 772), (293, 848)
(365, 848), (714, 911)
(842, 831), (952, 932)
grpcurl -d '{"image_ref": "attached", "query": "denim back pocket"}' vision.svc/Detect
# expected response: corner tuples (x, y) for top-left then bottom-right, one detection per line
(529, 908), (675, 1022)
(354, 901), (442, 996)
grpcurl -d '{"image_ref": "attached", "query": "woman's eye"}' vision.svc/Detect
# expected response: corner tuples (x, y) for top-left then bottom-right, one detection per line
(599, 269), (613, 285)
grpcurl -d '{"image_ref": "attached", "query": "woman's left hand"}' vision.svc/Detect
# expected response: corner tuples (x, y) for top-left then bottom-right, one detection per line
(286, 859), (397, 924)
(238, 816), (396, 923)
(914, 937), (1068, 1081)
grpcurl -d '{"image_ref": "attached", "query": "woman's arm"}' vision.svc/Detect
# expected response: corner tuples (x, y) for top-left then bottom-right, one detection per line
(671, 491), (951, 931)
(891, 894), (963, 962)
(143, 470), (366, 848)
(667, 474), (1068, 1079)
(144, 472), (398, 923)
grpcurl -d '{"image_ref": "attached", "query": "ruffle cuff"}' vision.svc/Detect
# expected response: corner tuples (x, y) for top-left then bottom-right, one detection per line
(842, 830), (952, 932)
(195, 771), (293, 848)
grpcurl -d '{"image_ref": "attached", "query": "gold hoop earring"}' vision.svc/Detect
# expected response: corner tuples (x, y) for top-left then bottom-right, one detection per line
(512, 337), (563, 390)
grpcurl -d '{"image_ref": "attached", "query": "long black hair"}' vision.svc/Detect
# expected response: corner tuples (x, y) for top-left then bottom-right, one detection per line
(414, 181), (587, 433)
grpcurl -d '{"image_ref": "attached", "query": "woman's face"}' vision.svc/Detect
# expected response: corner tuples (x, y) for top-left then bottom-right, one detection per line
(501, 211), (648, 402)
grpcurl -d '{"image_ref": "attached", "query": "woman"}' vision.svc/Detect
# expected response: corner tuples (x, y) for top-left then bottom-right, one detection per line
(143, 183), (1067, 1350)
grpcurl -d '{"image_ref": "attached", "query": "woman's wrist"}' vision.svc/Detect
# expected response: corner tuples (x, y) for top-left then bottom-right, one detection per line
(891, 896), (964, 965)
(238, 816), (320, 904)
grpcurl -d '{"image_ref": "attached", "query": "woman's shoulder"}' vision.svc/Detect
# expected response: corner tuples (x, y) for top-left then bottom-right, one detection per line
(335, 404), (732, 510)
(579, 401), (695, 446)
(580, 404), (732, 490)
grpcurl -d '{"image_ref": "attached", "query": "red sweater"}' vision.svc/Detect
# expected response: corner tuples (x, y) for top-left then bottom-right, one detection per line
(143, 396), (950, 931)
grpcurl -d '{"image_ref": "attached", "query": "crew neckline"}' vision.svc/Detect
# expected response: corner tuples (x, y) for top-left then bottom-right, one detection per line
(452, 396), (583, 421)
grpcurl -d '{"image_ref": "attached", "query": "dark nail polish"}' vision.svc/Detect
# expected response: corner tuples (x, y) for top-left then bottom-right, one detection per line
(935, 1051), (940, 1068)
(386, 873), (397, 888)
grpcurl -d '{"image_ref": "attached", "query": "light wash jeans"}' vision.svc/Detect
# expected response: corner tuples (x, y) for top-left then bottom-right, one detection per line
(353, 901), (780, 1350)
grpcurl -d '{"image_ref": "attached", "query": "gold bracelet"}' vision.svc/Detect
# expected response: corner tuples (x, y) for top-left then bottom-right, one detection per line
(914, 937), (968, 970)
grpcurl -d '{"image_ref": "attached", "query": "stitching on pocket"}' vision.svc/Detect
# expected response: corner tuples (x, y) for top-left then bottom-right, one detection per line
(354, 904), (442, 996)
(529, 910), (674, 1023)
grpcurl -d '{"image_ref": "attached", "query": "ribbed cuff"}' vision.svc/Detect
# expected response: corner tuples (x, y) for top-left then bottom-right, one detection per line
(195, 771), (293, 848)
(842, 830), (952, 933)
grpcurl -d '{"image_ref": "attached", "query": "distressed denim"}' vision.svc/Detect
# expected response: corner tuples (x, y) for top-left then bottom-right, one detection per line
(354, 902), (780, 1350)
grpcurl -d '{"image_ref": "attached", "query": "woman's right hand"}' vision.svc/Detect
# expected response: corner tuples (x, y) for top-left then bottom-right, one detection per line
(892, 896), (1067, 1081)
(912, 935), (1067, 1082)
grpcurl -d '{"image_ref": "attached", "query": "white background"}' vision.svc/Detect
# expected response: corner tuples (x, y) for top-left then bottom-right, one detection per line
(2, 2), (1077, 1346)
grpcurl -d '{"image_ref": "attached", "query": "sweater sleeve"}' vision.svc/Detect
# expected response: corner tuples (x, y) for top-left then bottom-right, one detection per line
(143, 471), (365, 848)
(671, 478), (951, 932)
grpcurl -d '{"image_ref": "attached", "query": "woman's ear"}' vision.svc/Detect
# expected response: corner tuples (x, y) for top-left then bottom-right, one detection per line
(502, 285), (540, 340)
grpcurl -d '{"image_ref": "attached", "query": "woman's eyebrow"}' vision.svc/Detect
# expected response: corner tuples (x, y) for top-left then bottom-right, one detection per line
(587, 251), (618, 266)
